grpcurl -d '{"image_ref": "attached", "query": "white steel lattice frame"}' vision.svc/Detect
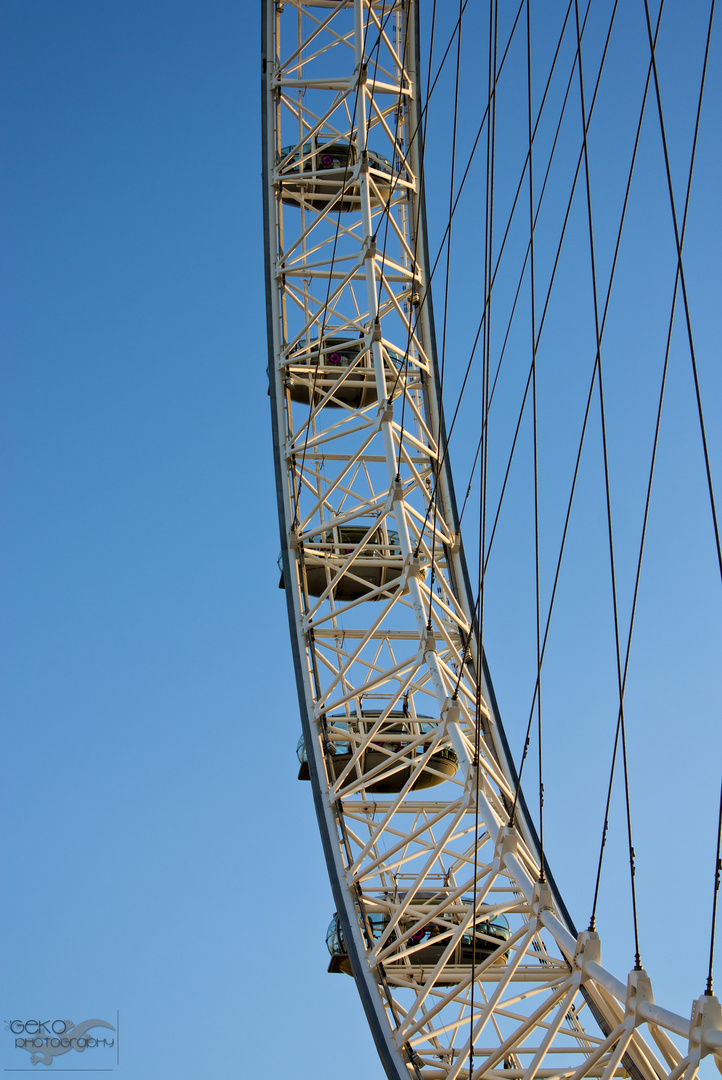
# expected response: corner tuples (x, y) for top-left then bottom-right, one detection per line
(261, 2), (722, 1078)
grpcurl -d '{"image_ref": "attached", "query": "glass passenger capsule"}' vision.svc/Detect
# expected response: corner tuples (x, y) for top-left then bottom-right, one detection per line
(325, 898), (511, 979)
(296, 711), (459, 793)
(285, 336), (404, 410)
(279, 522), (419, 601)
(277, 137), (394, 212)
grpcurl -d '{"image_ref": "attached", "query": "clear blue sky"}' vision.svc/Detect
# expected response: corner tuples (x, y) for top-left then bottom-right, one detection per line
(1, 2), (720, 1077)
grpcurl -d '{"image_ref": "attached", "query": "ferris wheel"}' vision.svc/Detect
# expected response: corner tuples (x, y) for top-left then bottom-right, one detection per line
(261, 2), (721, 1078)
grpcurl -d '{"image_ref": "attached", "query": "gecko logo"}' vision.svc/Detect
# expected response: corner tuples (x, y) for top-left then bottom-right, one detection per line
(6, 1018), (116, 1067)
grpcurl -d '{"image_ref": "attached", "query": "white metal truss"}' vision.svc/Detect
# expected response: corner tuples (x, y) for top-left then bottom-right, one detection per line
(261, 2), (722, 1078)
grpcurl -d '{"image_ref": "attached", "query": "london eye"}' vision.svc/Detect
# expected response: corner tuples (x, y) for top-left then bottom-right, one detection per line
(262, 2), (721, 1077)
